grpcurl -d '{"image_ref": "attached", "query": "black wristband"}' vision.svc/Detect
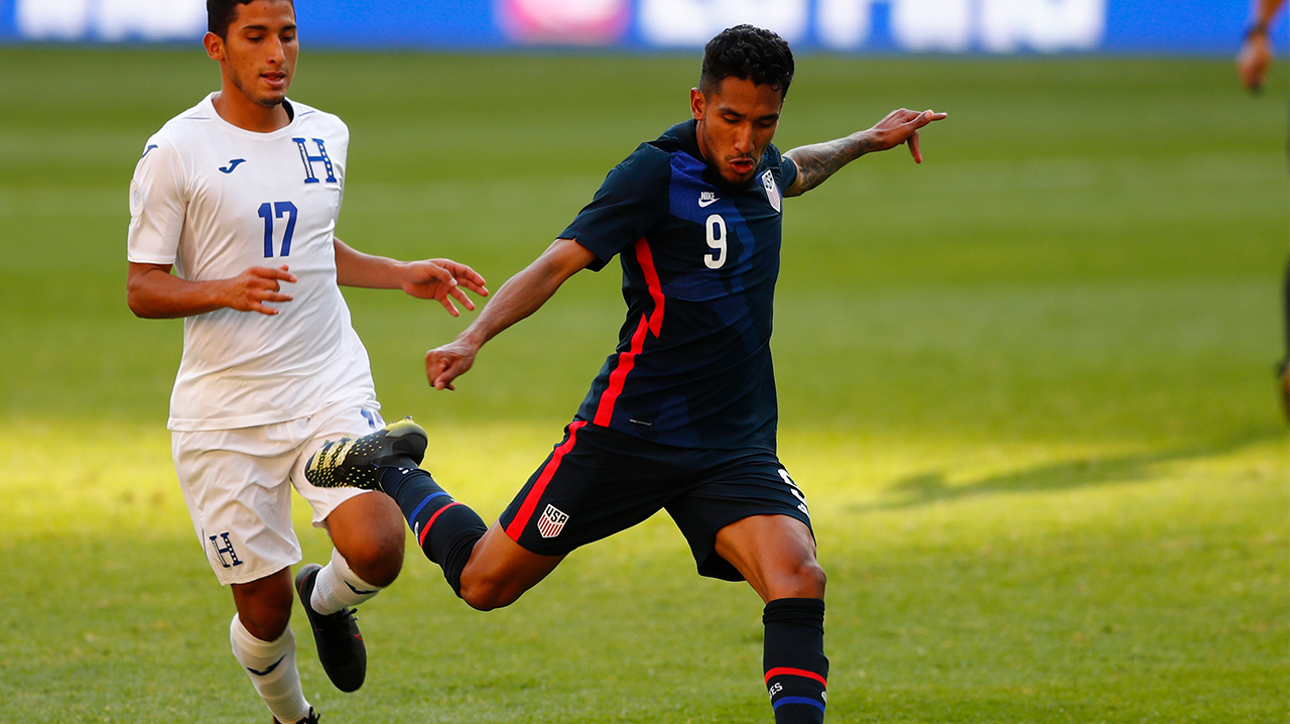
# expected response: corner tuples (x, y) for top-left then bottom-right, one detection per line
(1245, 21), (1270, 40)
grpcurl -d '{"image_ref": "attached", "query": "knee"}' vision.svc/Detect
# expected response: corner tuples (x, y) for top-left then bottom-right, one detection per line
(341, 528), (405, 588)
(769, 559), (827, 601)
(239, 600), (292, 642)
(799, 560), (827, 598)
(458, 575), (522, 612)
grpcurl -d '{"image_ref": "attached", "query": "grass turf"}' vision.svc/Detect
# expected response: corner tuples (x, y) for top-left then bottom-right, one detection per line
(0, 48), (1286, 722)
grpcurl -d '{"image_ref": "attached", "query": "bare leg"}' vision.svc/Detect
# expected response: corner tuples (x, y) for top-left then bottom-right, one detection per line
(713, 514), (826, 602)
(324, 491), (405, 587)
(457, 522), (565, 610)
(230, 568), (311, 722)
(232, 567), (294, 640)
(714, 515), (829, 724)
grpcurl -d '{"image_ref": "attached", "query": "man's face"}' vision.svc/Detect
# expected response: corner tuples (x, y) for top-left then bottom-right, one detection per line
(691, 76), (784, 187)
(207, 0), (298, 108)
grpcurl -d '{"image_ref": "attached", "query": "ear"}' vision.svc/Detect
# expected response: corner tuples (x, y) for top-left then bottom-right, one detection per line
(203, 31), (225, 62)
(690, 88), (705, 122)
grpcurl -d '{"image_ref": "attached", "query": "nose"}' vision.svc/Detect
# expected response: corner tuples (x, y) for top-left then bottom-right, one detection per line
(266, 36), (285, 64)
(733, 123), (753, 154)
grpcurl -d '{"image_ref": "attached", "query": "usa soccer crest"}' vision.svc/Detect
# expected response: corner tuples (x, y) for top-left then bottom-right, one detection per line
(537, 504), (569, 539)
(761, 170), (781, 213)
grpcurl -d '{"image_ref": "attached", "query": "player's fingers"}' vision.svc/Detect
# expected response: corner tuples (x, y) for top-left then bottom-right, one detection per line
(908, 130), (922, 164)
(425, 352), (447, 386)
(438, 297), (461, 317)
(456, 272), (488, 295)
(262, 265), (297, 283)
(457, 278), (489, 297)
(448, 285), (477, 312)
(458, 265), (487, 287)
(439, 259), (483, 280)
(430, 364), (459, 391)
(907, 111), (947, 134)
(417, 261), (456, 286)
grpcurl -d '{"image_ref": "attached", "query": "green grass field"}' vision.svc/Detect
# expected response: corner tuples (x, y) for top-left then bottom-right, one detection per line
(0, 47), (1286, 723)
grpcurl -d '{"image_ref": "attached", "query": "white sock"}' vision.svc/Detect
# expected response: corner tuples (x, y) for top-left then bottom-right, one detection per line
(229, 614), (311, 724)
(309, 547), (384, 615)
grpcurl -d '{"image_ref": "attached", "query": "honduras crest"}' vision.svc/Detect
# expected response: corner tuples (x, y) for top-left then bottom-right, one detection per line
(537, 504), (569, 539)
(761, 169), (781, 213)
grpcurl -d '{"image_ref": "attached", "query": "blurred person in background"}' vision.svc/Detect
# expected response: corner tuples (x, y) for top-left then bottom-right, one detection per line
(1235, 0), (1289, 415)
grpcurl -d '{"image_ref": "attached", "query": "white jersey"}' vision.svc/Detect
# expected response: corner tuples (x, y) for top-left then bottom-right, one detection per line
(128, 93), (377, 432)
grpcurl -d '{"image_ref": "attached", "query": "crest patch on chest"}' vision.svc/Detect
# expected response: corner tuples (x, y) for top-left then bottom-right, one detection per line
(761, 170), (781, 213)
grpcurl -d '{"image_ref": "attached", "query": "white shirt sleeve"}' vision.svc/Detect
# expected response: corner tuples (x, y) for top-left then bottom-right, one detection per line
(127, 135), (188, 265)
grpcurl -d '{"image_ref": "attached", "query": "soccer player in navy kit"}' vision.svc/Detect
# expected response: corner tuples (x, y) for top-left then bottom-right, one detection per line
(308, 25), (945, 723)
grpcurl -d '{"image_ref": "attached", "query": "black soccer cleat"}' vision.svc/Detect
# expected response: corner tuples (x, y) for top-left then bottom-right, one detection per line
(273, 707), (320, 724)
(304, 417), (428, 490)
(295, 563), (366, 693)
(272, 707), (319, 722)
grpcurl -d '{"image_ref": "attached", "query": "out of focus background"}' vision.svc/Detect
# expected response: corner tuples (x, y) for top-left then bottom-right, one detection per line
(0, 0), (1272, 52)
(1, 1), (1286, 723)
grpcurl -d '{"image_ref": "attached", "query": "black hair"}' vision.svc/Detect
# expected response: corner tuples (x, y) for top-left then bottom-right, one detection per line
(699, 25), (795, 99)
(207, 0), (293, 38)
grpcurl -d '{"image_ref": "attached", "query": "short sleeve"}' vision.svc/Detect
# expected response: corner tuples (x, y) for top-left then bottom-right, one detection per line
(777, 145), (799, 192)
(559, 145), (669, 272)
(127, 136), (187, 266)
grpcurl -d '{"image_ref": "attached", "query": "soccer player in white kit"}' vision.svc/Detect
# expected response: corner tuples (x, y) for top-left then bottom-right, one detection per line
(125, 2), (488, 722)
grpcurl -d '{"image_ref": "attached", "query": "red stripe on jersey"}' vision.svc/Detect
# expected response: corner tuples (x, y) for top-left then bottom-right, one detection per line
(418, 501), (462, 547)
(505, 420), (587, 542)
(764, 667), (828, 687)
(638, 238), (665, 336)
(592, 238), (664, 427)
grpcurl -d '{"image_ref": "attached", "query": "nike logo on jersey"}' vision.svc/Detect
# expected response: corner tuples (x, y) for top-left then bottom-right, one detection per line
(140, 144), (158, 159)
(698, 191), (719, 208)
(219, 159), (247, 174)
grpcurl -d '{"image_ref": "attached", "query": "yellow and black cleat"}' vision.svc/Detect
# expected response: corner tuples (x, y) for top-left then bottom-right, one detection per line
(305, 417), (428, 490)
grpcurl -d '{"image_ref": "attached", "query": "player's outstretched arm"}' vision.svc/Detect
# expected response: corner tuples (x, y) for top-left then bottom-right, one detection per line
(333, 238), (489, 317)
(126, 261), (297, 318)
(783, 108), (947, 197)
(426, 238), (596, 391)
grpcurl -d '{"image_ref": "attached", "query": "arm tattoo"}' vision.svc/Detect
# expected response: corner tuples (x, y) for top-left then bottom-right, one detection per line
(783, 133), (874, 197)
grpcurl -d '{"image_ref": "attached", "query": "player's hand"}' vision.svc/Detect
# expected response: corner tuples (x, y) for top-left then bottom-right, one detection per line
(863, 108), (948, 164)
(401, 259), (490, 317)
(1238, 34), (1272, 91)
(425, 338), (479, 391)
(224, 265), (296, 315)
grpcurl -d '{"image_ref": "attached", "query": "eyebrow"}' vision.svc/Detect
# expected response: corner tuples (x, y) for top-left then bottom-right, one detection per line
(239, 23), (297, 33)
(718, 107), (781, 122)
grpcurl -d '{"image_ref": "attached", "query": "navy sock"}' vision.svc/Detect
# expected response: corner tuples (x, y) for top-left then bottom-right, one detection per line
(379, 467), (486, 597)
(763, 598), (829, 724)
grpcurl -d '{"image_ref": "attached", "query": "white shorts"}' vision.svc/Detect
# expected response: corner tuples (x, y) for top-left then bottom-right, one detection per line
(172, 400), (386, 586)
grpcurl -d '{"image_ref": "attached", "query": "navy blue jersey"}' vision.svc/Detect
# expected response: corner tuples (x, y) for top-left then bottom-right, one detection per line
(562, 120), (798, 451)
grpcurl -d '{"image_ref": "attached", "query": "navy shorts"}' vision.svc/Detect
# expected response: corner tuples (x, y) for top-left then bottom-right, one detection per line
(497, 420), (813, 582)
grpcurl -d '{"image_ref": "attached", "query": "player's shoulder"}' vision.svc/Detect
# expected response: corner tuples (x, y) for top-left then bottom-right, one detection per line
(150, 93), (220, 137)
(288, 99), (349, 137)
(607, 122), (690, 183)
(133, 96), (216, 173)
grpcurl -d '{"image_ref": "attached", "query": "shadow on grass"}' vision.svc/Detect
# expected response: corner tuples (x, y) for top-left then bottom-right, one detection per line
(849, 425), (1284, 513)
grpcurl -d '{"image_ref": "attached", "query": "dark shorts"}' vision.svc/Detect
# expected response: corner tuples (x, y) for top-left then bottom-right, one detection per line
(497, 420), (813, 582)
